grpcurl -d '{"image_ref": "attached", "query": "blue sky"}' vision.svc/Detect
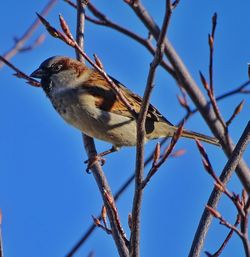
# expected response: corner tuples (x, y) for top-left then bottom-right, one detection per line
(1, 1), (250, 257)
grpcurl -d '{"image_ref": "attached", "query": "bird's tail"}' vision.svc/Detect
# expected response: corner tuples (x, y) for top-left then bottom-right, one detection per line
(149, 121), (220, 146)
(180, 129), (220, 146)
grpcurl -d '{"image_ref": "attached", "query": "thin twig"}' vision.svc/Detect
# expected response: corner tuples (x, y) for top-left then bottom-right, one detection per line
(226, 100), (245, 127)
(0, 56), (40, 87)
(199, 71), (227, 131)
(209, 13), (217, 95)
(205, 215), (241, 257)
(181, 80), (250, 123)
(0, 0), (57, 68)
(75, 0), (87, 62)
(92, 215), (112, 235)
(18, 34), (45, 52)
(141, 122), (183, 189)
(130, 1), (172, 256)
(206, 206), (243, 238)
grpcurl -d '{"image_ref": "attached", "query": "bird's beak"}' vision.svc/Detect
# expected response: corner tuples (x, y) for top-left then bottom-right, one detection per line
(30, 68), (46, 78)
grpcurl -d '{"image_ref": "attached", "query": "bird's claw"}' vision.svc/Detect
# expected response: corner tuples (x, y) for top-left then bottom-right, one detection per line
(84, 155), (106, 173)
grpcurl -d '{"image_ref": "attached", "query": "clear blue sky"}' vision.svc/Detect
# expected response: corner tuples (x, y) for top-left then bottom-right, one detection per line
(1, 1), (250, 257)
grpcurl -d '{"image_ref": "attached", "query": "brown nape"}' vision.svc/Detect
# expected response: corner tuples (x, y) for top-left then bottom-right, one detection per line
(57, 58), (87, 77)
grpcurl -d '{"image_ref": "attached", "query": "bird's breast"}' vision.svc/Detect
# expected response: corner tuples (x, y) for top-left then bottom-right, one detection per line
(49, 88), (138, 146)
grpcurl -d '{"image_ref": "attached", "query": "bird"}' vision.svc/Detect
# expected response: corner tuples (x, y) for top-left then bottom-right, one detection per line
(30, 56), (220, 159)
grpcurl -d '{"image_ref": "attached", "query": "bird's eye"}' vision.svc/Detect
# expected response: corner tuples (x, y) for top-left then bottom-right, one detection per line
(51, 63), (63, 73)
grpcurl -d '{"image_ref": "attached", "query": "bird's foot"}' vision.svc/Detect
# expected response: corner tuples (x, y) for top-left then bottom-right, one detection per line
(84, 155), (106, 173)
(84, 146), (120, 173)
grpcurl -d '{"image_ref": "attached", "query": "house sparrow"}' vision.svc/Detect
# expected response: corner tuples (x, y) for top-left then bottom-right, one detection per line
(30, 56), (219, 154)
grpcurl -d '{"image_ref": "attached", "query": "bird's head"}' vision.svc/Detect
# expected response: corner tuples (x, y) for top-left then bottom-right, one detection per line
(30, 56), (90, 94)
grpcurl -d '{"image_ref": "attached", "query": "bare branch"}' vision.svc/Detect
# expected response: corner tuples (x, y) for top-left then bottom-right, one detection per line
(130, 1), (173, 256)
(73, 2), (129, 256)
(18, 34), (45, 52)
(199, 71), (227, 131)
(205, 215), (240, 257)
(0, 56), (40, 87)
(92, 215), (112, 235)
(141, 122), (183, 189)
(206, 206), (243, 238)
(82, 136), (129, 257)
(209, 13), (217, 95)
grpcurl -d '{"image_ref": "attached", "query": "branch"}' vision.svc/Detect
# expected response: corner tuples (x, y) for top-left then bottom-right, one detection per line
(130, 1), (172, 256)
(0, 0), (57, 68)
(141, 122), (183, 189)
(0, 56), (40, 87)
(205, 215), (240, 257)
(189, 121), (250, 257)
(180, 80), (250, 124)
(74, 2), (129, 256)
(75, 0), (86, 62)
(82, 136), (129, 257)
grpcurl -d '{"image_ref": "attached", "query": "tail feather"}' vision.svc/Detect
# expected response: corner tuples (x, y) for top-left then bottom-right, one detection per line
(147, 121), (220, 146)
(181, 129), (220, 146)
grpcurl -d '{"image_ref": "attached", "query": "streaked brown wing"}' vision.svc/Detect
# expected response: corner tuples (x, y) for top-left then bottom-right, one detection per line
(109, 76), (173, 125)
(84, 70), (173, 126)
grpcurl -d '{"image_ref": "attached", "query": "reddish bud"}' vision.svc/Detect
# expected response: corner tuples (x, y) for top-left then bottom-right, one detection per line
(208, 34), (214, 48)
(128, 213), (132, 230)
(94, 54), (104, 69)
(170, 149), (186, 157)
(206, 205), (221, 219)
(214, 182), (225, 192)
(153, 142), (161, 165)
(59, 14), (74, 41)
(92, 215), (101, 226)
(199, 71), (209, 91)
(101, 206), (107, 221)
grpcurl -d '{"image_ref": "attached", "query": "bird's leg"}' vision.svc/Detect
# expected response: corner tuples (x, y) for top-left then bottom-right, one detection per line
(99, 145), (120, 157)
(85, 146), (120, 173)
